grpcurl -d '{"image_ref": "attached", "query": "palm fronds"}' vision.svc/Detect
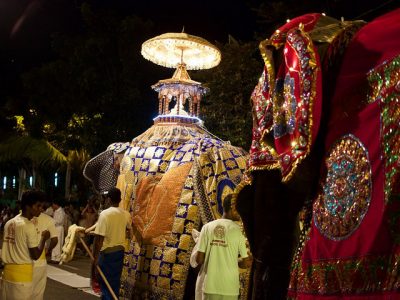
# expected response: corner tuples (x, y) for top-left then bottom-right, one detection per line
(0, 136), (67, 167)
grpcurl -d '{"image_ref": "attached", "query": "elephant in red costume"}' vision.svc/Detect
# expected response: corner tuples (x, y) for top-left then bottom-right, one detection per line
(237, 9), (400, 299)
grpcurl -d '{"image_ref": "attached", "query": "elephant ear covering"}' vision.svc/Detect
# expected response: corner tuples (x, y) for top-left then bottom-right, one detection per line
(244, 14), (364, 185)
(83, 142), (129, 194)
(247, 14), (322, 183)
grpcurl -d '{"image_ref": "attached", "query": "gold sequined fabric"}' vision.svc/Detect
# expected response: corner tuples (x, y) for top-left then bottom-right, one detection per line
(117, 123), (248, 300)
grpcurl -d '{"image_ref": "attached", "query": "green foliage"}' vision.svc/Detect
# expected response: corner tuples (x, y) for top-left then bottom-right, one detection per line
(8, 4), (158, 156)
(0, 3), (270, 195)
(0, 136), (67, 167)
(0, 4), (160, 197)
(192, 39), (263, 150)
(2, 3), (267, 155)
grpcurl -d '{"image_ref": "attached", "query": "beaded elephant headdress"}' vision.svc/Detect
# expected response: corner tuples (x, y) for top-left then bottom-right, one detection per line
(247, 13), (364, 182)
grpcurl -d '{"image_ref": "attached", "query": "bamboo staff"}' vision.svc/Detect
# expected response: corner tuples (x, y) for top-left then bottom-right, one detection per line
(78, 236), (118, 300)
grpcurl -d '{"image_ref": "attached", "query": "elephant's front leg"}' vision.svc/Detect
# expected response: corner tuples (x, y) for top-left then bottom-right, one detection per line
(238, 170), (302, 299)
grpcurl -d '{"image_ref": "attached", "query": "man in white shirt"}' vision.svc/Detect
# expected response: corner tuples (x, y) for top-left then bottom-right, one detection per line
(44, 202), (54, 217)
(196, 194), (252, 300)
(32, 196), (59, 300)
(50, 198), (66, 263)
(1, 190), (50, 299)
(94, 187), (133, 300)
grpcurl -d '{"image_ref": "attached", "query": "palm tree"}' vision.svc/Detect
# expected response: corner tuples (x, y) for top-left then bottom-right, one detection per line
(0, 135), (67, 199)
(65, 149), (91, 200)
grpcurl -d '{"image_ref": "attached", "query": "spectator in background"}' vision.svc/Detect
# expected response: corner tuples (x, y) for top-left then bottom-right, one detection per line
(64, 204), (73, 231)
(12, 203), (21, 218)
(69, 203), (80, 225)
(43, 201), (54, 217)
(1, 207), (13, 230)
(50, 198), (66, 264)
(81, 202), (98, 229)
(81, 198), (98, 252)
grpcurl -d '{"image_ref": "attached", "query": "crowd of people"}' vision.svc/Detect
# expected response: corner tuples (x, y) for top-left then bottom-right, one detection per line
(0, 191), (103, 299)
(40, 198), (98, 263)
(0, 205), (20, 231)
(0, 188), (251, 300)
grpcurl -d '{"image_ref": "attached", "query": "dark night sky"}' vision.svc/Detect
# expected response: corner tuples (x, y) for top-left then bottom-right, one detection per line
(0, 0), (258, 64)
(0, 0), (260, 100)
(0, 0), (398, 102)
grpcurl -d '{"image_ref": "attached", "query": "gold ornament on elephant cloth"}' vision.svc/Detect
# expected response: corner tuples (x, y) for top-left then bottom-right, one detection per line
(132, 162), (193, 246)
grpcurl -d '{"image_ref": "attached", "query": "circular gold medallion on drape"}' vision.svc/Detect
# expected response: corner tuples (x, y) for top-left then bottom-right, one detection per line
(314, 134), (372, 240)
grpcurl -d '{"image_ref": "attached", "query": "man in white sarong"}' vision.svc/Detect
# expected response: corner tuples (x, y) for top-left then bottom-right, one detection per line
(50, 199), (66, 263)
(32, 199), (59, 300)
(1, 190), (50, 299)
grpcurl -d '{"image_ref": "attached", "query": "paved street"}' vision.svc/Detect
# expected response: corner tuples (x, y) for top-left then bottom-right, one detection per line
(45, 277), (98, 300)
(44, 252), (99, 300)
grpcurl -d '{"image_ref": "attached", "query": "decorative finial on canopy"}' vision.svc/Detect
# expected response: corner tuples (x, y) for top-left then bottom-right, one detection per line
(141, 32), (221, 124)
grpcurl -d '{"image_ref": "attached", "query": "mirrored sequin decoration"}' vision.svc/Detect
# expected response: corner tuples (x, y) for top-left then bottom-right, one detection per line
(272, 74), (297, 138)
(283, 73), (297, 134)
(368, 55), (400, 203)
(314, 134), (372, 240)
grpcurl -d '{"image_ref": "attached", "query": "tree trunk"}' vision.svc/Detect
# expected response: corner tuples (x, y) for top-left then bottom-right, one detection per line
(32, 165), (37, 189)
(65, 162), (71, 200)
(18, 168), (26, 200)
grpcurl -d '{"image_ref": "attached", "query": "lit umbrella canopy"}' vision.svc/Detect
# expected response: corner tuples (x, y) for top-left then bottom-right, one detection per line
(141, 32), (221, 70)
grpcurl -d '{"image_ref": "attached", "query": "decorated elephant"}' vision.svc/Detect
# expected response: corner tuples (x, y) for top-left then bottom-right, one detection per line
(117, 121), (252, 299)
(82, 31), (257, 299)
(84, 122), (251, 300)
(236, 9), (400, 299)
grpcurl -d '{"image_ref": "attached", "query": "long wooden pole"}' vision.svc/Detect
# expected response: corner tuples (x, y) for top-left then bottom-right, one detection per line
(78, 236), (118, 300)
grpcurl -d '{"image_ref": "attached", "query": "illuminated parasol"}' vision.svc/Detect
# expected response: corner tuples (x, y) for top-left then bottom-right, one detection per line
(141, 32), (221, 70)
(141, 32), (221, 121)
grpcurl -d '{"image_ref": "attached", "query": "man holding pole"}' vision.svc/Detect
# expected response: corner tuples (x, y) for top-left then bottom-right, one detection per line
(93, 187), (133, 300)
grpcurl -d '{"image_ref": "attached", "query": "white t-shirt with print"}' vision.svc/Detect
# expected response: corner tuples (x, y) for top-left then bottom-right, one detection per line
(198, 218), (248, 296)
(94, 206), (132, 251)
(1, 214), (39, 264)
(32, 213), (58, 266)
